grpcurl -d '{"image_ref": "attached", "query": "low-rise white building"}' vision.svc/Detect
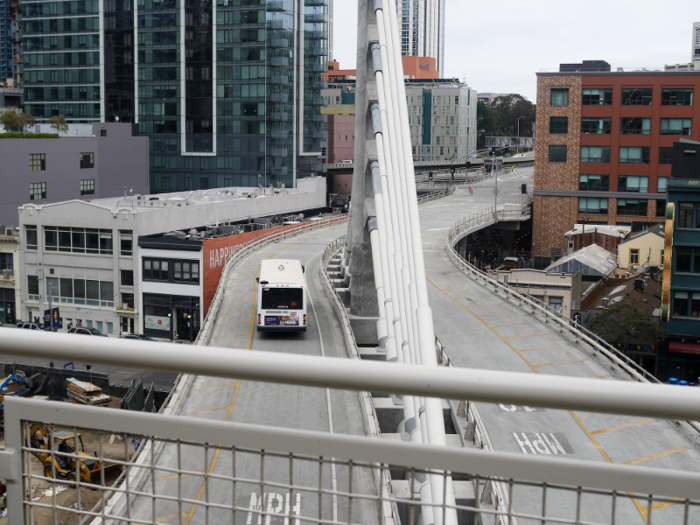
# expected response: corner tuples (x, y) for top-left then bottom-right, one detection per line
(18, 177), (326, 340)
(0, 227), (20, 324)
(496, 268), (582, 318)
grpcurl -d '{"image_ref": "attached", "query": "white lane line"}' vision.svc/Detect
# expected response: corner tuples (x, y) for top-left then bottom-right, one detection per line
(306, 249), (339, 523)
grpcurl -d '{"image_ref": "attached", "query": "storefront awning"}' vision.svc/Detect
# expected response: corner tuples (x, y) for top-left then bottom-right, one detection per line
(669, 342), (700, 355)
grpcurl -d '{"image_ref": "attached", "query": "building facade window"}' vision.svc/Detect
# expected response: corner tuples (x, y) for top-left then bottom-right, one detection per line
(621, 88), (653, 105)
(619, 147), (650, 164)
(617, 199), (648, 216)
(121, 270), (134, 287)
(25, 226), (38, 250)
(676, 247), (693, 273)
(618, 176), (649, 193)
(661, 88), (693, 106)
(550, 88), (569, 106)
(582, 88), (612, 105)
(0, 253), (12, 272)
(673, 291), (689, 317)
(29, 153), (46, 171)
(548, 145), (567, 162)
(578, 197), (608, 214)
(620, 118), (651, 135)
(678, 203), (696, 228)
(27, 275), (39, 300)
(629, 249), (640, 265)
(121, 293), (135, 309)
(80, 179), (95, 195)
(29, 182), (47, 200)
(549, 117), (568, 134)
(579, 174), (609, 191)
(580, 146), (610, 163)
(45, 276), (114, 307)
(80, 152), (94, 169)
(657, 178), (668, 193)
(44, 227), (113, 254)
(660, 118), (692, 135)
(657, 200), (667, 217)
(143, 258), (200, 285)
(659, 147), (674, 165)
(581, 118), (611, 134)
(120, 230), (133, 256)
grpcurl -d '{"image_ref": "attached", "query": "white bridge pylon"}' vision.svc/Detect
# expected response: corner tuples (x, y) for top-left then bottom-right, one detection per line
(344, 1), (459, 524)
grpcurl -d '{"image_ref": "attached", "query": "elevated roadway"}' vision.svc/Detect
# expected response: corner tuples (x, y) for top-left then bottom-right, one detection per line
(123, 224), (380, 524)
(122, 165), (699, 525)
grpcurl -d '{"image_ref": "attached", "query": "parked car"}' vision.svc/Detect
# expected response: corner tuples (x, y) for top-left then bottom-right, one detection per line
(513, 153), (527, 158)
(68, 327), (107, 336)
(16, 322), (42, 330)
(121, 334), (156, 341)
(504, 153), (512, 158)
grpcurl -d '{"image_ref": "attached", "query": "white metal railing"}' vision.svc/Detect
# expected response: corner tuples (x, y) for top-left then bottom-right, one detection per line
(4, 332), (700, 524)
(445, 200), (662, 386)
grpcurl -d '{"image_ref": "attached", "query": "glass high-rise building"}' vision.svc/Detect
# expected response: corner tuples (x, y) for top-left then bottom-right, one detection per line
(0, 0), (13, 83)
(21, 0), (329, 191)
(398, 0), (445, 74)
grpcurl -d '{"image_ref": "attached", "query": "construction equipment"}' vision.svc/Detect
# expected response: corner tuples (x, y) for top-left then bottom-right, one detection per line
(28, 424), (120, 483)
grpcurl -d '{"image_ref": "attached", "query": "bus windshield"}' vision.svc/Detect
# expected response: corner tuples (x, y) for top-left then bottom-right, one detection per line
(261, 288), (303, 310)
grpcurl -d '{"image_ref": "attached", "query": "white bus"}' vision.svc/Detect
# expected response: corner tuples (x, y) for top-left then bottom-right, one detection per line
(256, 259), (307, 332)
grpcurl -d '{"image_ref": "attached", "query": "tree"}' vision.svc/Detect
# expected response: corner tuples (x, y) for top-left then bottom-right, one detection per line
(48, 114), (69, 135)
(587, 299), (666, 346)
(476, 95), (536, 151)
(0, 110), (21, 133)
(0, 110), (36, 134)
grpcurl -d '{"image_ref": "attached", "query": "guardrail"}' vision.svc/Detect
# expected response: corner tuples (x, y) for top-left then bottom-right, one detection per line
(445, 201), (662, 386)
(3, 331), (700, 525)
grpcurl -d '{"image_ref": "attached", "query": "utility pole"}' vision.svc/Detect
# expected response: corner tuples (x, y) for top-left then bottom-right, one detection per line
(517, 116), (524, 155)
(493, 150), (498, 212)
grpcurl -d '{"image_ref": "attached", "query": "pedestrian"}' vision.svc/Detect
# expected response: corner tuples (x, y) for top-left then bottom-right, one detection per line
(469, 185), (473, 195)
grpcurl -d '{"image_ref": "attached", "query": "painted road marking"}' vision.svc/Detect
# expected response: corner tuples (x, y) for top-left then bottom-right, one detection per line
(489, 321), (533, 328)
(197, 382), (239, 392)
(623, 447), (687, 465)
(499, 404), (542, 413)
(513, 433), (572, 455)
(519, 344), (567, 353)
(533, 358), (586, 368)
(247, 492), (301, 525)
(591, 419), (656, 436)
(158, 469), (204, 481)
(503, 332), (549, 339)
(186, 405), (233, 417)
(475, 312), (513, 317)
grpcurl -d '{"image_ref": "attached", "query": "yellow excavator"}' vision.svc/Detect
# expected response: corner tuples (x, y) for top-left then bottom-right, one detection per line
(29, 424), (120, 484)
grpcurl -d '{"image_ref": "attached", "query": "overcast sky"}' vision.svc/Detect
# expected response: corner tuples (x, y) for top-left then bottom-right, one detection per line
(332, 1), (699, 103)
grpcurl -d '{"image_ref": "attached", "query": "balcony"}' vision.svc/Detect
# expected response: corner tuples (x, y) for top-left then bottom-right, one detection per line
(310, 97), (326, 106)
(270, 130), (289, 139)
(312, 114), (326, 123)
(306, 30), (326, 40)
(269, 38), (290, 48)
(310, 63), (328, 73)
(271, 75), (289, 85)
(271, 112), (290, 121)
(311, 80), (328, 90)
(312, 130), (326, 140)
(304, 12), (328, 24)
(267, 0), (289, 11)
(270, 165), (288, 176)
(0, 268), (15, 283)
(270, 56), (291, 67)
(270, 148), (288, 157)
(307, 46), (328, 57)
(267, 19), (288, 30)
(305, 0), (326, 6)
(270, 93), (288, 103)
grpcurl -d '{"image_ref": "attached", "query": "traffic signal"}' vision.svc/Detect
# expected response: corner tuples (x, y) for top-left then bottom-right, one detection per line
(429, 172), (433, 181)
(450, 167), (455, 175)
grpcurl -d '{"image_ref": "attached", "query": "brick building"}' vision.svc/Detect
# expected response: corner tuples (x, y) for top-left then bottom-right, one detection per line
(533, 65), (700, 257)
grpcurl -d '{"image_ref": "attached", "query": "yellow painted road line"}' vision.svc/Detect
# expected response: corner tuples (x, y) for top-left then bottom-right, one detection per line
(464, 303), (503, 308)
(158, 469), (204, 481)
(642, 498), (684, 514)
(504, 332), (549, 339)
(591, 419), (656, 436)
(533, 358), (586, 368)
(187, 405), (234, 417)
(197, 382), (240, 392)
(623, 447), (687, 466)
(519, 344), (567, 353)
(489, 321), (534, 328)
(475, 312), (513, 317)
